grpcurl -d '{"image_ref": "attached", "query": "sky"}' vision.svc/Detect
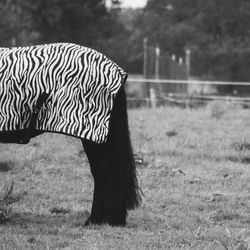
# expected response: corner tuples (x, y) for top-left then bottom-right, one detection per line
(121, 0), (147, 8)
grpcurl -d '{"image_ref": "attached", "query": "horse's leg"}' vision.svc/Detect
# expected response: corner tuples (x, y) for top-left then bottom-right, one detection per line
(82, 138), (128, 226)
(82, 140), (108, 225)
(82, 86), (141, 226)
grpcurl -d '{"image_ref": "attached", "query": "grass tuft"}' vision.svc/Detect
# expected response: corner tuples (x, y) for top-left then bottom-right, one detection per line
(0, 161), (13, 172)
(208, 101), (227, 119)
(166, 130), (178, 137)
(50, 207), (70, 215)
(0, 182), (20, 224)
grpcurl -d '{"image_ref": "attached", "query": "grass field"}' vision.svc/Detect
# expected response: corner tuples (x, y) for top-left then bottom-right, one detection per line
(1, 102), (250, 249)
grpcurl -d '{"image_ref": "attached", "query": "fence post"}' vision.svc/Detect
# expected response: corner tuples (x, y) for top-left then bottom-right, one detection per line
(11, 38), (16, 47)
(185, 49), (191, 109)
(185, 49), (191, 78)
(151, 45), (160, 107)
(143, 38), (148, 77)
(149, 88), (157, 108)
(143, 38), (151, 107)
(155, 46), (160, 79)
(171, 54), (176, 80)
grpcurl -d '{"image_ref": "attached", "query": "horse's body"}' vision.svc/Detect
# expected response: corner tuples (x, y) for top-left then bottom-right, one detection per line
(0, 43), (141, 226)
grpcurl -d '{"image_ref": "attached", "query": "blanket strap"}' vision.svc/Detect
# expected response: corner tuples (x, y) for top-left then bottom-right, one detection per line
(21, 92), (49, 144)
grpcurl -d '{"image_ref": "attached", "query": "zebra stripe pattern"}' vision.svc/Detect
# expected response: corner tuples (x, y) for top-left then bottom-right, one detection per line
(0, 43), (127, 143)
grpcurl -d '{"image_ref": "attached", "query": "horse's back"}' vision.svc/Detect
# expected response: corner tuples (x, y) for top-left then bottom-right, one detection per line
(0, 43), (127, 143)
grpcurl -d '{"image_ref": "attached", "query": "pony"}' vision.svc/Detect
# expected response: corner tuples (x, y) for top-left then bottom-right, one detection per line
(0, 43), (141, 226)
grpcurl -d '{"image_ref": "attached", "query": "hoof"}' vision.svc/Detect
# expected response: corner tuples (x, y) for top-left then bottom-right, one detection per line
(84, 216), (126, 227)
(84, 216), (103, 226)
(84, 217), (92, 226)
(103, 216), (126, 227)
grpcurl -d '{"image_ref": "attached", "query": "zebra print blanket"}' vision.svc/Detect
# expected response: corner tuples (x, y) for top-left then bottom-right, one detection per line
(0, 43), (127, 143)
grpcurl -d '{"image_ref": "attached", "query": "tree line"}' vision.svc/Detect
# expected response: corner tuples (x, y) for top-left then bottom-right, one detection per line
(1, 0), (250, 85)
(129, 0), (250, 83)
(0, 0), (129, 68)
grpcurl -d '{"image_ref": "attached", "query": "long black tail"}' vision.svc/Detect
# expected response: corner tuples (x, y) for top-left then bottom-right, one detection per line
(107, 85), (142, 210)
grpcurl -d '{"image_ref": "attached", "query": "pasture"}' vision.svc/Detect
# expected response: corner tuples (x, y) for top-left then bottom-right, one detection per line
(1, 102), (250, 249)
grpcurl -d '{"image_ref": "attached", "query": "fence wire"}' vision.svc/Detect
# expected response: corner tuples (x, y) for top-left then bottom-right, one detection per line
(126, 78), (250, 108)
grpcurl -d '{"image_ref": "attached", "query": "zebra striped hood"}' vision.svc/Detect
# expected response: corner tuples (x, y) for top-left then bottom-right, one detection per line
(0, 43), (127, 143)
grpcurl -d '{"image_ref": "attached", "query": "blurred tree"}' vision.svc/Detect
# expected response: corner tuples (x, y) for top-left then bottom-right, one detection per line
(0, 0), (131, 69)
(21, 0), (109, 45)
(0, 0), (36, 46)
(193, 0), (250, 80)
(127, 0), (250, 87)
(118, 7), (144, 73)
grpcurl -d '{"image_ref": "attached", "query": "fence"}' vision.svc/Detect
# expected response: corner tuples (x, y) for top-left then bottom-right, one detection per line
(126, 39), (250, 108)
(141, 39), (191, 107)
(126, 78), (250, 108)
(143, 38), (190, 80)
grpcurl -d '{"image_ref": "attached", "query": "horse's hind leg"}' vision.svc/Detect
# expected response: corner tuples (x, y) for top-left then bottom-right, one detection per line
(82, 86), (141, 226)
(82, 140), (108, 225)
(82, 139), (127, 226)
